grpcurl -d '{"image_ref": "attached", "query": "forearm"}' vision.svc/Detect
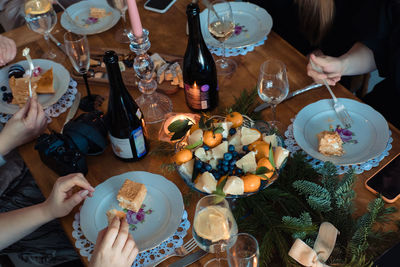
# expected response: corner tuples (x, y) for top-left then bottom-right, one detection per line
(339, 42), (377, 76)
(0, 131), (16, 156)
(0, 202), (53, 250)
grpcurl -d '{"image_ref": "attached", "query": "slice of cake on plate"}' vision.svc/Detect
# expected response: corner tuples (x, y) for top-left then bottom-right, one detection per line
(317, 131), (345, 156)
(117, 179), (147, 212)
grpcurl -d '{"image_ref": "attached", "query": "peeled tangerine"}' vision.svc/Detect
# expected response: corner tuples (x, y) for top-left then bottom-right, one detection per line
(241, 127), (261, 146)
(235, 151), (257, 173)
(174, 149), (193, 165)
(178, 158), (195, 178)
(263, 133), (278, 148)
(223, 176), (244, 195)
(249, 140), (270, 161)
(211, 141), (228, 160)
(242, 174), (261, 193)
(195, 172), (217, 194)
(274, 146), (290, 169)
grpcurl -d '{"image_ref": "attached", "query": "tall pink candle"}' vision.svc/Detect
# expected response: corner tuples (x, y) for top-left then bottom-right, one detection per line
(127, 0), (143, 37)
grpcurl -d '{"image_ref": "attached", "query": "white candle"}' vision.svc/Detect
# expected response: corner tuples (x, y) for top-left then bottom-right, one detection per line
(127, 0), (143, 37)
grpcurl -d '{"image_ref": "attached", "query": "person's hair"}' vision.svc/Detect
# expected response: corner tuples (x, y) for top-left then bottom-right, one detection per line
(295, 0), (335, 45)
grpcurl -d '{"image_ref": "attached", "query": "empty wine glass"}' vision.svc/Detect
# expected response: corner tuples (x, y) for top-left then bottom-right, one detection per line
(64, 32), (103, 111)
(107, 0), (130, 43)
(193, 195), (238, 266)
(24, 0), (57, 59)
(208, 0), (236, 76)
(227, 233), (259, 267)
(257, 59), (289, 132)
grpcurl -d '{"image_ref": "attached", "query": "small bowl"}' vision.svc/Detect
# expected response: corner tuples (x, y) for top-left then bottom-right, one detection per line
(175, 116), (286, 198)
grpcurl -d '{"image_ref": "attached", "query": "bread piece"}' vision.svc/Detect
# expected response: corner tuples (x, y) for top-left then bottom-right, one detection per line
(106, 209), (126, 224)
(117, 179), (147, 212)
(317, 131), (345, 156)
(36, 68), (55, 94)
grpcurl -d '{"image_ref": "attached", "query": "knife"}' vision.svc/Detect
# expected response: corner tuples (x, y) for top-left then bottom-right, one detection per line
(169, 249), (208, 267)
(254, 83), (323, 112)
(62, 92), (81, 132)
(49, 33), (66, 54)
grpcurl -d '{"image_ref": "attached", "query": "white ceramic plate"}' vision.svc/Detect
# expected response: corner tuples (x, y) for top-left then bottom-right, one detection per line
(293, 98), (389, 165)
(80, 171), (184, 252)
(60, 1), (120, 35)
(0, 59), (70, 114)
(200, 2), (272, 49)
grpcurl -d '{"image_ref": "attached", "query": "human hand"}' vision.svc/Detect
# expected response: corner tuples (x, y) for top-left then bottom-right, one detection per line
(307, 53), (343, 85)
(0, 35), (17, 67)
(43, 173), (95, 220)
(89, 218), (139, 267)
(0, 97), (47, 156)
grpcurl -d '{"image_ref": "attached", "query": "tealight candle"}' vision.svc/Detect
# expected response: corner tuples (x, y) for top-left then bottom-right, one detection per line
(164, 114), (195, 135)
(127, 0), (143, 37)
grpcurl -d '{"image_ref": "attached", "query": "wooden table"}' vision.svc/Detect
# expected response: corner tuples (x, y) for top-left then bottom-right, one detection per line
(4, 0), (400, 266)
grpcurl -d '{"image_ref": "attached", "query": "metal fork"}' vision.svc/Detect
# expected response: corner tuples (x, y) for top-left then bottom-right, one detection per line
(310, 61), (352, 128)
(153, 238), (198, 266)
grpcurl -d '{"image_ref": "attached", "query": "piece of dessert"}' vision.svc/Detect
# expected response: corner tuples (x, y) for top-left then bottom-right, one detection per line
(90, 7), (107, 19)
(36, 68), (55, 94)
(317, 130), (345, 156)
(117, 179), (147, 212)
(106, 209), (126, 224)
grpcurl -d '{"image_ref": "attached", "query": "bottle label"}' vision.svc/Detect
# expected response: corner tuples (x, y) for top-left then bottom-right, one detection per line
(109, 134), (133, 159)
(184, 83), (211, 110)
(132, 126), (146, 158)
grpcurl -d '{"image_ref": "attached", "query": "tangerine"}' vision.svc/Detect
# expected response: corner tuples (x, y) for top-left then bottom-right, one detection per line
(226, 112), (243, 128)
(249, 140), (270, 161)
(257, 158), (275, 180)
(203, 131), (223, 148)
(241, 174), (261, 193)
(174, 149), (193, 165)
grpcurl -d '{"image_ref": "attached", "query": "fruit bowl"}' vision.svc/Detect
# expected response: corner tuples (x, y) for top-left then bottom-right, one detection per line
(174, 114), (289, 198)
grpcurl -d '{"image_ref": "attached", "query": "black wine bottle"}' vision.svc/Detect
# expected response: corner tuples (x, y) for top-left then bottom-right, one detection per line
(104, 51), (148, 161)
(183, 2), (218, 112)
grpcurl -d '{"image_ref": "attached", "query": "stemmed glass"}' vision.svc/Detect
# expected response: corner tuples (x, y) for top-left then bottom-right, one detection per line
(64, 32), (103, 111)
(24, 0), (57, 59)
(193, 195), (238, 266)
(208, 0), (236, 76)
(257, 59), (289, 132)
(106, 0), (130, 43)
(227, 233), (259, 267)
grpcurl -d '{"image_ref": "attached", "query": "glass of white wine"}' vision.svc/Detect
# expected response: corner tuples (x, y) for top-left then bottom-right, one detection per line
(193, 195), (238, 266)
(257, 59), (289, 132)
(106, 0), (130, 43)
(208, 0), (236, 76)
(24, 0), (57, 59)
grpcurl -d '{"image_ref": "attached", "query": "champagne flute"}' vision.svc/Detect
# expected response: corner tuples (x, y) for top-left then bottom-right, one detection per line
(64, 32), (103, 111)
(257, 59), (289, 132)
(193, 195), (238, 266)
(107, 0), (130, 43)
(24, 0), (57, 59)
(207, 0), (236, 76)
(227, 233), (259, 267)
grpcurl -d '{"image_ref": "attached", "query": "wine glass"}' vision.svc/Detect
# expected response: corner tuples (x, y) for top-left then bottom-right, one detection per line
(257, 59), (289, 132)
(107, 0), (130, 43)
(193, 195), (238, 266)
(208, 0), (236, 76)
(64, 32), (103, 111)
(227, 233), (259, 267)
(24, 0), (57, 59)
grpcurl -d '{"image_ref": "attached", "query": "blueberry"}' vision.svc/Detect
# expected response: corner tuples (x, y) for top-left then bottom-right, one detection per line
(1, 86), (7, 92)
(228, 145), (235, 152)
(224, 153), (233, 161)
(214, 173), (221, 179)
(222, 165), (229, 173)
(217, 164), (223, 170)
(233, 151), (239, 158)
(236, 168), (243, 175)
(229, 128), (236, 135)
(195, 161), (203, 169)
(230, 159), (237, 166)
(223, 160), (229, 166)
(242, 145), (249, 152)
(205, 164), (212, 171)
(218, 159), (223, 164)
(222, 137), (227, 141)
(203, 145), (210, 151)
(229, 165), (235, 171)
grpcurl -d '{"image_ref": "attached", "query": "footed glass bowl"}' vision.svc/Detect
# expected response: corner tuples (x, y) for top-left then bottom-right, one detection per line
(175, 116), (286, 198)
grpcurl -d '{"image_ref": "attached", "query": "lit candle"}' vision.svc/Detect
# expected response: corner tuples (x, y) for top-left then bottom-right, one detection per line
(127, 0), (143, 37)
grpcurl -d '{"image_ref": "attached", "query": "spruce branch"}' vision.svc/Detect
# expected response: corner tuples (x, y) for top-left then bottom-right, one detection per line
(292, 180), (332, 212)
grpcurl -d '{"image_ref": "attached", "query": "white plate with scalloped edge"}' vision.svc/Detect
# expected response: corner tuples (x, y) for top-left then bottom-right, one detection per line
(293, 98), (389, 165)
(80, 171), (184, 252)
